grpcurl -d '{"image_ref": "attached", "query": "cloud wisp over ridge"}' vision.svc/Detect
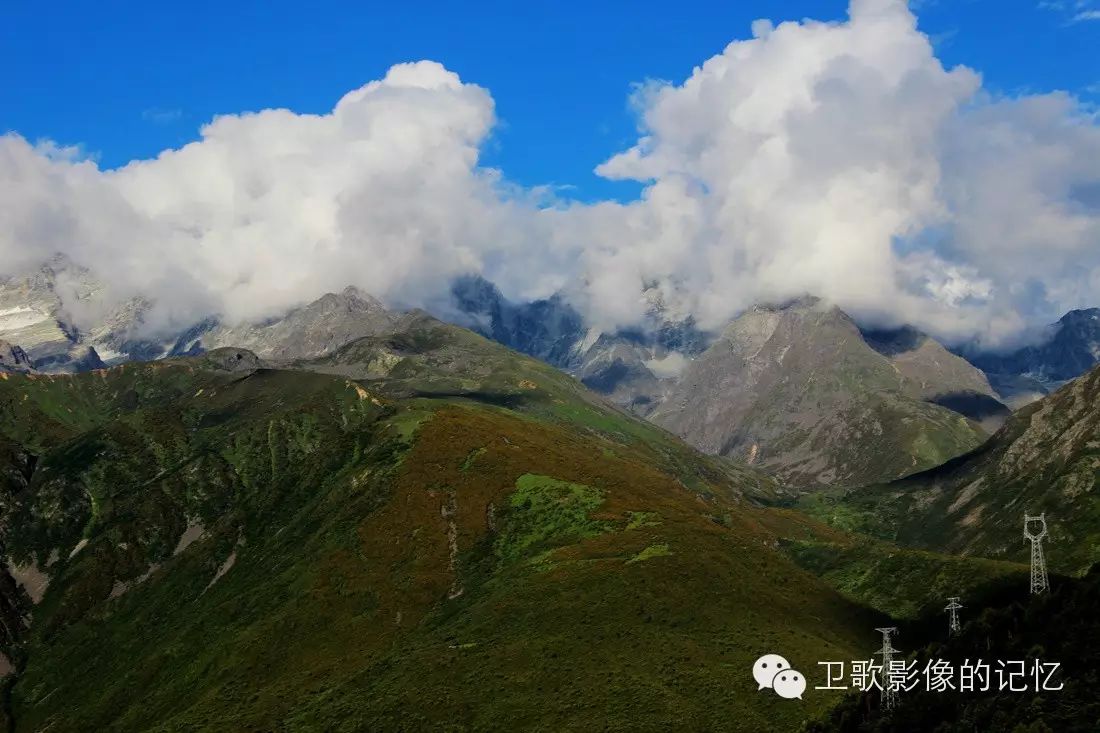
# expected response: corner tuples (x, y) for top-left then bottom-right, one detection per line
(2, 0), (1098, 349)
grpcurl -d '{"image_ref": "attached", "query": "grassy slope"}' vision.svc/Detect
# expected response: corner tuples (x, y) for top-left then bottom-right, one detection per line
(796, 366), (1100, 575)
(782, 538), (1028, 620)
(298, 314), (788, 503)
(0, 345), (886, 732)
(752, 389), (985, 490)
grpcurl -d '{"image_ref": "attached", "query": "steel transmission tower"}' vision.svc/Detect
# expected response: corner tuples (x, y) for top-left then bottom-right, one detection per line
(945, 597), (963, 636)
(875, 627), (900, 713)
(1024, 513), (1050, 595)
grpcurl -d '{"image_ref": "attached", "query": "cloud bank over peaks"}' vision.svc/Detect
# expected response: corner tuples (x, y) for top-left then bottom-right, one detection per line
(2, 0), (1099, 351)
(586, 0), (1100, 346)
(2, 61), (533, 334)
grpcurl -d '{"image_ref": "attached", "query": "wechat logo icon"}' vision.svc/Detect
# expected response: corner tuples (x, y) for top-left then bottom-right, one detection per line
(753, 654), (807, 700)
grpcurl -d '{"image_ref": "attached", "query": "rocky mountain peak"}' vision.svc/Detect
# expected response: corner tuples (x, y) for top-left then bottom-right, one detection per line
(753, 294), (825, 312)
(719, 297), (860, 358)
(184, 287), (403, 362)
(0, 340), (34, 373)
(1059, 306), (1100, 326)
(316, 286), (387, 313)
(451, 274), (505, 315)
(650, 300), (998, 488)
(964, 305), (1100, 399)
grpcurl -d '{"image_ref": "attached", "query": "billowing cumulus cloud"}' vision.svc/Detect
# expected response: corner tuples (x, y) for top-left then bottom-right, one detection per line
(2, 0), (1099, 349)
(582, 0), (1100, 346)
(2, 61), (535, 331)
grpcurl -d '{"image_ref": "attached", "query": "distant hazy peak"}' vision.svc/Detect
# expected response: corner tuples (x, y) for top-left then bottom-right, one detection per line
(1059, 307), (1100, 324)
(450, 273), (504, 310)
(966, 304), (1100, 389)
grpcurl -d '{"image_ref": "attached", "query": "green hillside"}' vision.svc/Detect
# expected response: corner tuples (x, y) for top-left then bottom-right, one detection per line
(782, 538), (1028, 620)
(0, 334), (884, 732)
(797, 365), (1100, 574)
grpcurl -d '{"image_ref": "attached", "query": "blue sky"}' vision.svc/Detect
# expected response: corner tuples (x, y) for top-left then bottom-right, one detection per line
(3, 0), (1098, 202)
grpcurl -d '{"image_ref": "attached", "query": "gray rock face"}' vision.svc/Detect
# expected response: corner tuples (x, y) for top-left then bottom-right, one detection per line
(192, 287), (402, 362)
(648, 298), (991, 489)
(0, 260), (81, 367)
(964, 308), (1100, 405)
(0, 340), (34, 373)
(64, 345), (106, 373)
(571, 332), (671, 414)
(0, 256), (153, 371)
(450, 275), (586, 366)
(200, 348), (264, 373)
(449, 275), (707, 414)
(862, 325), (1010, 432)
(862, 325), (995, 400)
(1, 258), (421, 371)
(450, 278), (1012, 488)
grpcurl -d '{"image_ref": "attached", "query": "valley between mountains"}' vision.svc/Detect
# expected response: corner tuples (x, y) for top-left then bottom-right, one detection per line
(0, 260), (1098, 731)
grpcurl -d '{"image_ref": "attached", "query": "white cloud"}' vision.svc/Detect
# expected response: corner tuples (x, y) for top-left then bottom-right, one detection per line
(577, 0), (1100, 347)
(2, 2), (1099, 351)
(2, 61), (533, 332)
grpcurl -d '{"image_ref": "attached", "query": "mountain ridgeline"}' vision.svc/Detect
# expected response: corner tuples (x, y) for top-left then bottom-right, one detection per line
(449, 274), (709, 413)
(802, 363), (1100, 575)
(449, 279), (1017, 489)
(968, 307), (1100, 388)
(0, 315), (890, 731)
(953, 307), (1100, 409)
(648, 299), (1002, 488)
(0, 261), (1098, 730)
(4, 259), (1099, 490)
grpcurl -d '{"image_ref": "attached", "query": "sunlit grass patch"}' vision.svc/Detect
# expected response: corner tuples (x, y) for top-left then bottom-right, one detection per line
(493, 474), (610, 566)
(626, 543), (673, 564)
(625, 511), (662, 530)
